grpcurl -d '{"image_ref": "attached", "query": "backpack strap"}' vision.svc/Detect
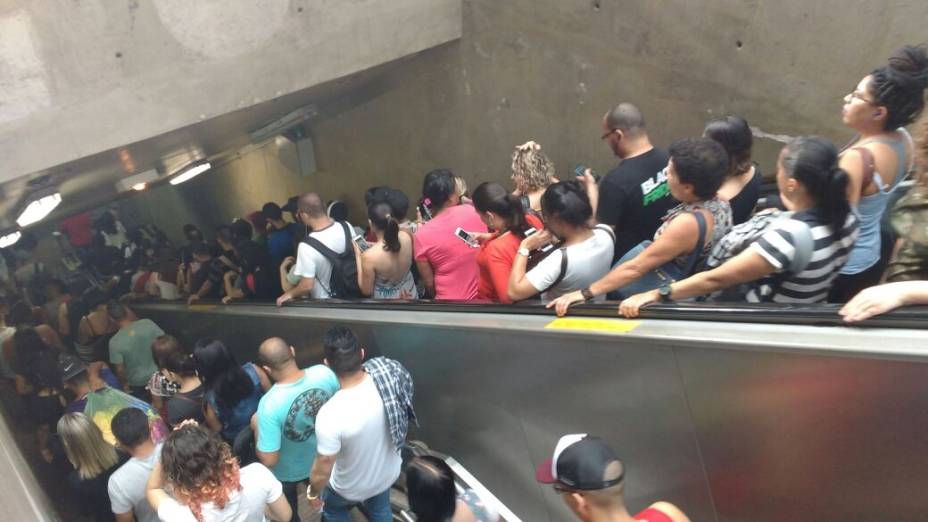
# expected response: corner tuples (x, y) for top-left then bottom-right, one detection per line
(681, 211), (708, 276)
(777, 218), (815, 274)
(594, 223), (616, 243)
(853, 146), (876, 191)
(541, 248), (569, 294)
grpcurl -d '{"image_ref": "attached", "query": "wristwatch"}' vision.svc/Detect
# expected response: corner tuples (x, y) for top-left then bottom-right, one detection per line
(581, 287), (595, 301)
(658, 284), (673, 303)
(517, 247), (531, 257)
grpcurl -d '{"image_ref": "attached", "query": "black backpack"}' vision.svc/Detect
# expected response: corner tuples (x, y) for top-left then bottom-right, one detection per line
(301, 222), (363, 299)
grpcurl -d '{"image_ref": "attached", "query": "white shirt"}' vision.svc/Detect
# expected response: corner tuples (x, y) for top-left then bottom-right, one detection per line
(156, 463), (283, 522)
(315, 375), (402, 502)
(525, 226), (614, 303)
(108, 444), (162, 522)
(292, 222), (352, 299)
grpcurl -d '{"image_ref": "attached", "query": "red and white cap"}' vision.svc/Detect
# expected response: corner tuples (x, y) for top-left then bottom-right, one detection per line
(535, 434), (624, 491)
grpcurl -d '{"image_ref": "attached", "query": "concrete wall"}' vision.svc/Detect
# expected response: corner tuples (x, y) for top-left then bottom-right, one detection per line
(126, 0), (928, 226)
(0, 0), (462, 183)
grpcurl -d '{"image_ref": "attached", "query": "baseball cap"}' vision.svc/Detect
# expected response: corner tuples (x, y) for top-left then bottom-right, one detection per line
(535, 434), (624, 490)
(281, 195), (299, 214)
(58, 354), (88, 383)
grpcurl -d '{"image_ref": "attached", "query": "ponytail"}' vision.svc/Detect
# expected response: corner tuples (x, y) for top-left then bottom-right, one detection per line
(473, 182), (529, 236)
(383, 217), (401, 252)
(504, 193), (530, 237)
(822, 166), (852, 231)
(782, 137), (852, 231)
(368, 202), (402, 252)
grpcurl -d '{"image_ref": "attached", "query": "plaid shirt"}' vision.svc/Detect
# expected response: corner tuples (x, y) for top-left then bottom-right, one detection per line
(364, 357), (417, 450)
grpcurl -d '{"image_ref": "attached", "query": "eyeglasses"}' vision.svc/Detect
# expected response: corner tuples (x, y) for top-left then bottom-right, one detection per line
(847, 90), (877, 105)
(552, 484), (573, 494)
(601, 129), (618, 141)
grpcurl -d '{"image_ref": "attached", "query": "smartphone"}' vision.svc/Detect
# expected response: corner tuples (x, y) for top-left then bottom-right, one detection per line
(353, 234), (372, 252)
(574, 164), (601, 183)
(418, 200), (433, 222)
(524, 226), (554, 252)
(454, 227), (479, 248)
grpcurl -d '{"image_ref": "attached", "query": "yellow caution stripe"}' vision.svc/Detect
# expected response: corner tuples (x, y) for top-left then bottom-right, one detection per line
(187, 304), (217, 311)
(544, 317), (640, 333)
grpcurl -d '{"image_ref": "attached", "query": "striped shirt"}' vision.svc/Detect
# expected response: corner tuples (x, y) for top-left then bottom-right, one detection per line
(747, 211), (859, 303)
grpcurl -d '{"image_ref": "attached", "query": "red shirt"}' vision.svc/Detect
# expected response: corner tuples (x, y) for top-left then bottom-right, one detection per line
(634, 507), (674, 522)
(476, 215), (543, 303)
(59, 212), (93, 247)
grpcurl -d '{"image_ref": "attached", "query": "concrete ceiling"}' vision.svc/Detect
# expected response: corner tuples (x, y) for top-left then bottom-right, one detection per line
(0, 56), (405, 233)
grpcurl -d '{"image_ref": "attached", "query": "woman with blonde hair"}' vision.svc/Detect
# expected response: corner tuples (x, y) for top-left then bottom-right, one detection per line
(58, 412), (128, 522)
(511, 140), (556, 212)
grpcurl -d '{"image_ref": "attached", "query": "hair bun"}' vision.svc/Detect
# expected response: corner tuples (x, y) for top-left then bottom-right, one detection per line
(889, 44), (928, 90)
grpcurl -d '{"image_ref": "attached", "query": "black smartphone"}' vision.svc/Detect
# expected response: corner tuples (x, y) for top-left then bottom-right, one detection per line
(524, 226), (554, 252)
(575, 164), (601, 183)
(418, 201), (433, 221)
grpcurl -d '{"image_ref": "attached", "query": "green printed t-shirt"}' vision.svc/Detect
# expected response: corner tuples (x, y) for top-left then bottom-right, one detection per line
(109, 319), (163, 387)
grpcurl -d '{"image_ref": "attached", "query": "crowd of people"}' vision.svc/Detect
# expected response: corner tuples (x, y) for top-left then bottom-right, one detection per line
(0, 43), (927, 522)
(0, 279), (694, 522)
(4, 46), (924, 325)
(44, 44), (927, 323)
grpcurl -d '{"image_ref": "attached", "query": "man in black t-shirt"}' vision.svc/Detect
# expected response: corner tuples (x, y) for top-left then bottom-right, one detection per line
(596, 103), (676, 262)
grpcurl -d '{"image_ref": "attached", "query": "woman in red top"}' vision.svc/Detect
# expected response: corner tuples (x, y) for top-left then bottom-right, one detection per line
(471, 182), (543, 303)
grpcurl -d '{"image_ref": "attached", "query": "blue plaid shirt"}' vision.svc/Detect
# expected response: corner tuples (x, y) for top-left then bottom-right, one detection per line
(364, 357), (417, 450)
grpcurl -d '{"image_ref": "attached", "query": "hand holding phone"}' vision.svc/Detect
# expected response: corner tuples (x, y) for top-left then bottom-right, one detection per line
(575, 164), (601, 183)
(525, 227), (554, 252)
(353, 234), (372, 252)
(454, 228), (480, 248)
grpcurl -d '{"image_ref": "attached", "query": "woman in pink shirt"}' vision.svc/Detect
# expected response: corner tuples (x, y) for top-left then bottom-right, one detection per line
(413, 169), (488, 300)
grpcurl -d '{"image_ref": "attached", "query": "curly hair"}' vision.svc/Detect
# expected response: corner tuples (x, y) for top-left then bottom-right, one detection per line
(511, 142), (556, 192)
(161, 425), (241, 522)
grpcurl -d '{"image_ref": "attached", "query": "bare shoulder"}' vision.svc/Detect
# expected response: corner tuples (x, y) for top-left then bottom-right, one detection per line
(648, 501), (691, 522)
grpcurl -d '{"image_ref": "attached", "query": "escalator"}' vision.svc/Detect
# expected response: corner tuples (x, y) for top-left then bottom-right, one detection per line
(128, 300), (928, 522)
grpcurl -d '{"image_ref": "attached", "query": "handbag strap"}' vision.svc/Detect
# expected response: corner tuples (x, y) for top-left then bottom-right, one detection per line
(853, 146), (876, 191)
(541, 248), (569, 294)
(681, 211), (707, 276)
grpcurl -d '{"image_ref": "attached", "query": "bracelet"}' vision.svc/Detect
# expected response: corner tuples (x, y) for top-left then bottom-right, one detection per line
(307, 490), (320, 500)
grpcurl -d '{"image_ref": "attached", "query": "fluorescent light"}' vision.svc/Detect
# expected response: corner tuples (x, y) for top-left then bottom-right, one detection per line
(115, 168), (159, 193)
(0, 231), (21, 248)
(16, 192), (62, 227)
(170, 161), (211, 185)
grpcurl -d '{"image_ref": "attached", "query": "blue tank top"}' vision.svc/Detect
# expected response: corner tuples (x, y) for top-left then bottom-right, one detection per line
(207, 363), (264, 441)
(841, 132), (912, 274)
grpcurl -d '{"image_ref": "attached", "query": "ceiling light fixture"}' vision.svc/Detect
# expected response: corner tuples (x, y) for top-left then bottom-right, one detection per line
(170, 161), (211, 186)
(115, 168), (160, 193)
(16, 189), (62, 227)
(0, 231), (21, 248)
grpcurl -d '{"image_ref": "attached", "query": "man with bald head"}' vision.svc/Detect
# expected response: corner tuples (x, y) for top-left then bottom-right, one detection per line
(253, 336), (339, 522)
(596, 103), (676, 263)
(276, 192), (356, 306)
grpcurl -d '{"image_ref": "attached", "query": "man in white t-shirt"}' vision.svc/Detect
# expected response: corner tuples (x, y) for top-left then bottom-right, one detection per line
(108, 408), (161, 522)
(308, 328), (401, 522)
(276, 192), (352, 306)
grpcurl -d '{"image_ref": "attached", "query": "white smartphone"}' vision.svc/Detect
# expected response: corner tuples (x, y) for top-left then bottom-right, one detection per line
(454, 227), (480, 248)
(353, 234), (372, 252)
